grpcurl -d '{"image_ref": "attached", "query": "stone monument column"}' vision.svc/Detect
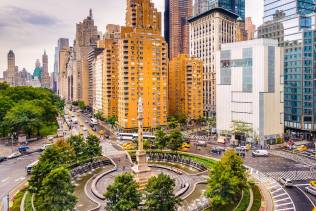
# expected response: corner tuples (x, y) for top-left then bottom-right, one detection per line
(132, 97), (152, 190)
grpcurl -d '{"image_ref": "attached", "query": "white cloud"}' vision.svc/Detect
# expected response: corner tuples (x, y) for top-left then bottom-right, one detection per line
(0, 0), (262, 77)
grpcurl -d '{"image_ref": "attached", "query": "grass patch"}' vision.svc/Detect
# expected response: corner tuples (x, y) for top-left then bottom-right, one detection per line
(11, 188), (27, 211)
(251, 184), (262, 211)
(205, 196), (240, 211)
(235, 188), (250, 211)
(24, 191), (33, 211)
(128, 150), (216, 170)
(39, 123), (58, 136)
(149, 161), (199, 174)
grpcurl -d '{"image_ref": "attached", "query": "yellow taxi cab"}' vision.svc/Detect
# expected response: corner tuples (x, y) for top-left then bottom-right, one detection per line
(122, 142), (135, 150)
(178, 143), (191, 152)
(310, 180), (316, 187)
(296, 145), (308, 152)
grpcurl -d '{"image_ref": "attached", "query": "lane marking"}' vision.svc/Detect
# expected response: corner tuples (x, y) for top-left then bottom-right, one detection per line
(15, 177), (25, 182)
(1, 177), (9, 183)
(295, 186), (316, 207)
(275, 202), (295, 207)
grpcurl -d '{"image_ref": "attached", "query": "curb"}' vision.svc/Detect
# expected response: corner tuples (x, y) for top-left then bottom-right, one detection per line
(91, 168), (117, 200)
(246, 188), (253, 211)
(233, 190), (244, 211)
(20, 191), (28, 211)
(84, 173), (101, 211)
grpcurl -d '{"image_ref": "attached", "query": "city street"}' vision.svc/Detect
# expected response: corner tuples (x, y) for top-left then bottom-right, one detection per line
(0, 152), (40, 199)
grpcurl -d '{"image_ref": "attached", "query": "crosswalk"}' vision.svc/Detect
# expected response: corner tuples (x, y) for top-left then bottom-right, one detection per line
(250, 168), (296, 211)
(266, 170), (316, 181)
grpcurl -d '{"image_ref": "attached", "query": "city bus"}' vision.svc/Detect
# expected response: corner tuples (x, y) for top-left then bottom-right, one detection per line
(116, 133), (155, 141)
(26, 160), (39, 175)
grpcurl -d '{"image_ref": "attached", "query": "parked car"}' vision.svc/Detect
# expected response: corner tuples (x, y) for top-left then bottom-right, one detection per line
(252, 150), (269, 157)
(278, 177), (294, 187)
(17, 145), (30, 153)
(210, 146), (225, 154)
(7, 152), (22, 159)
(196, 141), (207, 147)
(0, 156), (7, 162)
(305, 184), (316, 196)
(41, 144), (53, 151)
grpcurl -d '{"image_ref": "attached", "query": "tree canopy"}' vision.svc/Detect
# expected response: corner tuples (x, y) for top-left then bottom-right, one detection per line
(205, 150), (248, 209)
(0, 83), (64, 137)
(144, 173), (180, 211)
(36, 167), (77, 211)
(104, 173), (141, 211)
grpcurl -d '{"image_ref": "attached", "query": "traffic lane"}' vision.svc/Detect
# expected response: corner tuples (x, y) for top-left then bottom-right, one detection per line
(0, 152), (40, 198)
(286, 186), (315, 211)
(296, 184), (316, 206)
(187, 142), (311, 173)
(244, 154), (311, 172)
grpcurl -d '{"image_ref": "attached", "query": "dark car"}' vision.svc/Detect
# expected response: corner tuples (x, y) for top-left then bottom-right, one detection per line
(0, 156), (7, 163)
(210, 146), (225, 154)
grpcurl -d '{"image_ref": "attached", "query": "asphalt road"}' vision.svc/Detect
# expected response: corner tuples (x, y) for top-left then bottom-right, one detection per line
(0, 152), (40, 199)
(286, 185), (315, 211)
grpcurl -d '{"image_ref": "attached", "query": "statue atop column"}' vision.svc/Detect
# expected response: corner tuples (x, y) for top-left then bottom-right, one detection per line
(132, 97), (152, 190)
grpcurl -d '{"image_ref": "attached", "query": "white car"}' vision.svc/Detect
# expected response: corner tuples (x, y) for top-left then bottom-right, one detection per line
(83, 127), (88, 131)
(305, 185), (316, 196)
(252, 150), (269, 157)
(7, 152), (22, 159)
(41, 144), (53, 151)
(278, 177), (293, 187)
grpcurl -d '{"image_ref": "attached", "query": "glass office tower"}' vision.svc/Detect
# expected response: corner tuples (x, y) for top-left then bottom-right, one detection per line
(193, 0), (245, 19)
(259, 0), (316, 139)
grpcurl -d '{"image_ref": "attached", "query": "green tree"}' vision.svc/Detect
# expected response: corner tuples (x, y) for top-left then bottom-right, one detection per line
(205, 150), (247, 209)
(0, 96), (14, 136)
(107, 116), (117, 127)
(86, 134), (102, 159)
(232, 121), (253, 137)
(68, 135), (87, 161)
(3, 101), (44, 137)
(94, 111), (105, 121)
(37, 167), (77, 211)
(29, 139), (75, 193)
(144, 173), (180, 211)
(167, 116), (179, 129)
(78, 100), (86, 110)
(154, 128), (169, 150)
(104, 173), (141, 211)
(0, 82), (9, 90)
(167, 130), (184, 150)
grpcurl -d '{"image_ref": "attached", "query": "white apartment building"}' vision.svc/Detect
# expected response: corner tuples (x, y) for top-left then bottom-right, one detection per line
(94, 53), (103, 112)
(216, 39), (284, 145)
(189, 8), (237, 116)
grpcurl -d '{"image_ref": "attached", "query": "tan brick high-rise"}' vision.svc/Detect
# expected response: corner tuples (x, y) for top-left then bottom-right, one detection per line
(169, 54), (203, 119)
(167, 0), (192, 60)
(118, 0), (168, 130)
(96, 26), (120, 119)
(74, 9), (99, 106)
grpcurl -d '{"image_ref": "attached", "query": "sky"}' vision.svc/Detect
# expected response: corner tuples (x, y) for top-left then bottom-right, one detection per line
(0, 0), (263, 77)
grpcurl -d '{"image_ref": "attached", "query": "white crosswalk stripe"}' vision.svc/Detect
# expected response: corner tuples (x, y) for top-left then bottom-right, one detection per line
(266, 170), (316, 181)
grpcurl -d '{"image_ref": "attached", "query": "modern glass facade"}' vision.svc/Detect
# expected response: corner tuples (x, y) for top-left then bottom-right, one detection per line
(194, 0), (245, 19)
(261, 0), (316, 134)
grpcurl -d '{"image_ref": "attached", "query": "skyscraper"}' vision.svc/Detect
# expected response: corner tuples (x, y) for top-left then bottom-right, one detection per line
(118, 0), (168, 129)
(189, 8), (238, 116)
(41, 51), (51, 88)
(54, 38), (69, 93)
(6, 50), (15, 86)
(245, 17), (256, 40)
(165, 0), (192, 60)
(193, 0), (245, 20)
(74, 9), (99, 106)
(260, 0), (316, 139)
